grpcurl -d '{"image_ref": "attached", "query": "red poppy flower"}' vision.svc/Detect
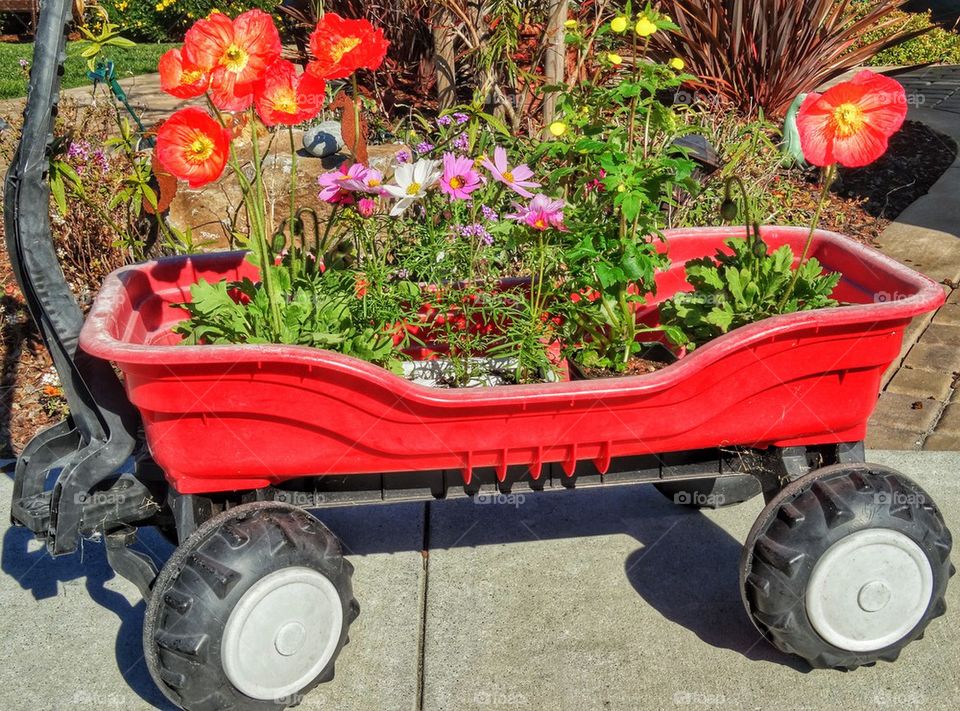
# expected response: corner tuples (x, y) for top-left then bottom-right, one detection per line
(158, 48), (208, 99)
(183, 9), (281, 109)
(154, 107), (231, 188)
(254, 60), (326, 126)
(797, 70), (907, 168)
(306, 13), (389, 80)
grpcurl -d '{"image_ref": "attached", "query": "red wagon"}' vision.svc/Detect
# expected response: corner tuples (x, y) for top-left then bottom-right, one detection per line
(6, 3), (955, 708)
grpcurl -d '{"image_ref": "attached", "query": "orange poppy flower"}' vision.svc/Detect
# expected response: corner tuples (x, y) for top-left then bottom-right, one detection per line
(154, 107), (231, 188)
(307, 13), (389, 81)
(254, 59), (327, 126)
(158, 48), (208, 99)
(797, 70), (907, 168)
(183, 9), (281, 109)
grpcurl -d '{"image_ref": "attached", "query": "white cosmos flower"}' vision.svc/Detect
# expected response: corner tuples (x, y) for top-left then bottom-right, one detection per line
(383, 159), (441, 216)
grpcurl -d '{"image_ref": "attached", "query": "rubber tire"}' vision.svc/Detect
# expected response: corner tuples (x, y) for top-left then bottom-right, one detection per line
(655, 475), (762, 509)
(740, 463), (954, 670)
(143, 502), (359, 711)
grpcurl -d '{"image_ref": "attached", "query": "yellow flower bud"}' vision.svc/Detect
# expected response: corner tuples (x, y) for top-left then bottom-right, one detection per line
(564, 19), (577, 29)
(635, 16), (658, 37)
(617, 184), (626, 193)
(549, 121), (567, 137)
(610, 16), (628, 33)
(669, 57), (685, 71)
(607, 53), (623, 66)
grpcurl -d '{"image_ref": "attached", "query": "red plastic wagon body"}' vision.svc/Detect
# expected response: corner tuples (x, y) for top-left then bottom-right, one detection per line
(79, 227), (944, 494)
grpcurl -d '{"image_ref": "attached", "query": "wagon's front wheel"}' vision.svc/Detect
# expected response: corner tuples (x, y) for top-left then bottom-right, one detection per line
(740, 463), (953, 670)
(144, 502), (359, 711)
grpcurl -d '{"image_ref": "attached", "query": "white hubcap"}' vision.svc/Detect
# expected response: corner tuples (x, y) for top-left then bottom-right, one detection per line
(806, 529), (933, 652)
(222, 567), (343, 700)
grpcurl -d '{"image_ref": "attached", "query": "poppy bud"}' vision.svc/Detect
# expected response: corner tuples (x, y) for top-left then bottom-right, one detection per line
(720, 199), (738, 222)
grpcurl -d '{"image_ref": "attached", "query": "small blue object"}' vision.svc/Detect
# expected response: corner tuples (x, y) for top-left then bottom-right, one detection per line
(303, 121), (344, 158)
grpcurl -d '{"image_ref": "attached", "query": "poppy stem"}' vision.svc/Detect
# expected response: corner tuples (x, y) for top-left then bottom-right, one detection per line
(288, 125), (299, 280)
(778, 163), (837, 311)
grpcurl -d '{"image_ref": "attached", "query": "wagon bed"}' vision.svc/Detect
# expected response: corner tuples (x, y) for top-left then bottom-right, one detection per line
(80, 226), (944, 494)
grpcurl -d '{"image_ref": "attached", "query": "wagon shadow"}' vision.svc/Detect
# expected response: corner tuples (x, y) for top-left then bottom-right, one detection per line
(0, 484), (177, 710)
(318, 483), (808, 671)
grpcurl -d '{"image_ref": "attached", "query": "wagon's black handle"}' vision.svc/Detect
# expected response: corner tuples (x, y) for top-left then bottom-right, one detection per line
(4, 0), (142, 555)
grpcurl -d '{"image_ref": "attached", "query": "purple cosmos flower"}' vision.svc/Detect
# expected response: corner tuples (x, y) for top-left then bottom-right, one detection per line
(506, 193), (566, 231)
(439, 152), (483, 201)
(415, 141), (435, 155)
(480, 204), (498, 222)
(453, 132), (469, 151)
(481, 146), (541, 198)
(436, 115), (452, 127)
(395, 149), (410, 164)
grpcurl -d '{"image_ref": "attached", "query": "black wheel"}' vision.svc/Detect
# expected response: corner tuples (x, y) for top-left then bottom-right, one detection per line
(740, 463), (954, 670)
(144, 502), (359, 710)
(655, 475), (762, 509)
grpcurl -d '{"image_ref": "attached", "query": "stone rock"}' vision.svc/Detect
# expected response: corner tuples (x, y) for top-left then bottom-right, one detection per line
(303, 121), (344, 158)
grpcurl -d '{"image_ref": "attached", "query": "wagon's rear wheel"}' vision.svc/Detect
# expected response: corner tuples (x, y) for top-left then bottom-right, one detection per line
(740, 463), (953, 670)
(654, 475), (762, 509)
(144, 502), (359, 711)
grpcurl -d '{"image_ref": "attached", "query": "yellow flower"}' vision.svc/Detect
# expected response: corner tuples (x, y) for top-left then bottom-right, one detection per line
(610, 16), (628, 33)
(617, 184), (626, 193)
(606, 53), (623, 66)
(635, 16), (658, 37)
(669, 57), (685, 71)
(549, 121), (567, 137)
(564, 19), (577, 29)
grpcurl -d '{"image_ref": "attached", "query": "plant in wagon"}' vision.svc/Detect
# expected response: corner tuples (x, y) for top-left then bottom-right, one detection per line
(153, 10), (410, 367)
(534, 5), (697, 373)
(659, 70), (908, 349)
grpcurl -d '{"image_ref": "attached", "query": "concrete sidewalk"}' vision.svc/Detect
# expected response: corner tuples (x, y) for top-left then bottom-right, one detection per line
(1, 451), (958, 710)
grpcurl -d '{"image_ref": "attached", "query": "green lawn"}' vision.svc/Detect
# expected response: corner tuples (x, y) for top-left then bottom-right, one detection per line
(0, 41), (176, 100)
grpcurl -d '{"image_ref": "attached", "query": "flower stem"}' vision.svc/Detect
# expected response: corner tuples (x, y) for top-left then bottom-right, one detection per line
(778, 163), (837, 311)
(288, 125), (299, 280)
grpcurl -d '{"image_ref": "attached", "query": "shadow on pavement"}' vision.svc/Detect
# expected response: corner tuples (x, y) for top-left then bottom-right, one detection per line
(0, 486), (177, 710)
(319, 482), (806, 671)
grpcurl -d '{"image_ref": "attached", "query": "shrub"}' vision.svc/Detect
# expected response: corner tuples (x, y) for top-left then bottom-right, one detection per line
(856, 6), (960, 65)
(101, 0), (280, 42)
(654, 0), (929, 117)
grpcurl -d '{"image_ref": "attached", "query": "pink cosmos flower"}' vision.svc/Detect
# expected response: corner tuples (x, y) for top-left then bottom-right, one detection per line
(343, 166), (384, 194)
(507, 194), (566, 231)
(440, 152), (483, 201)
(481, 146), (540, 198)
(317, 162), (370, 204)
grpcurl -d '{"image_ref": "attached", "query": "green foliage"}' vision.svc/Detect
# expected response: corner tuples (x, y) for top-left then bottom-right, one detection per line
(174, 264), (410, 370)
(659, 229), (841, 349)
(101, 0), (281, 42)
(0, 41), (176, 100)
(536, 7), (697, 371)
(856, 7), (960, 65)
